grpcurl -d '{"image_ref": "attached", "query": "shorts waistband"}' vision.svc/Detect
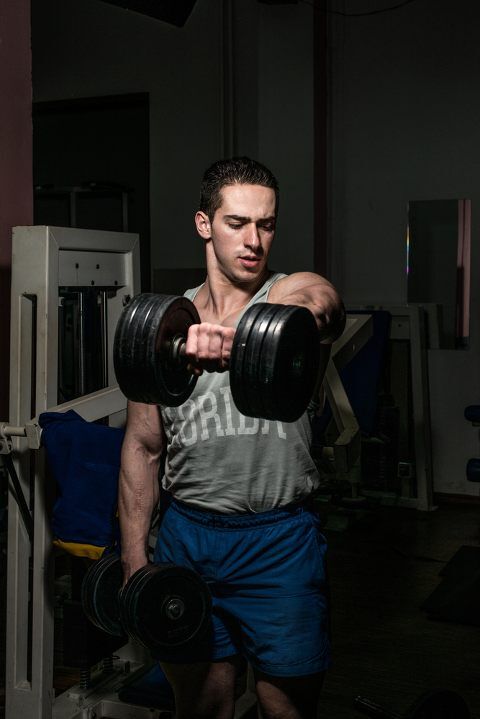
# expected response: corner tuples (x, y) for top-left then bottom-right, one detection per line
(169, 498), (314, 529)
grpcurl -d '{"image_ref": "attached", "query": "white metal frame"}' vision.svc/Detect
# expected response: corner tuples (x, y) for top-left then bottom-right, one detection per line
(324, 315), (373, 486)
(6, 226), (140, 719)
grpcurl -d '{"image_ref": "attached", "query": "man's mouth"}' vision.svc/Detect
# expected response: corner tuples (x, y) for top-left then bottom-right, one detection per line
(239, 256), (261, 268)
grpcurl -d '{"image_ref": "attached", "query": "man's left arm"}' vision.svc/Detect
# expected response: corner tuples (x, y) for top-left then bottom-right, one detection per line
(268, 271), (346, 343)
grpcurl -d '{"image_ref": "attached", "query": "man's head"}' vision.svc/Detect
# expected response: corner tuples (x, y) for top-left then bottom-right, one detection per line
(195, 158), (278, 286)
(199, 156), (279, 222)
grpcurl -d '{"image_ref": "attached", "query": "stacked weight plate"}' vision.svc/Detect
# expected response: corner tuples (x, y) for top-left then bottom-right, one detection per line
(114, 293), (200, 405)
(118, 563), (212, 651)
(230, 303), (320, 422)
(81, 552), (125, 637)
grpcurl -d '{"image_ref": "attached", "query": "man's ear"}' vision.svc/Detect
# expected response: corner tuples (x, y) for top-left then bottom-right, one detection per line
(195, 211), (212, 239)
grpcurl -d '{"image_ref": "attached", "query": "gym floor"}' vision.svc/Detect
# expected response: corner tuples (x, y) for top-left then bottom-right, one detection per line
(0, 497), (479, 719)
(317, 496), (480, 719)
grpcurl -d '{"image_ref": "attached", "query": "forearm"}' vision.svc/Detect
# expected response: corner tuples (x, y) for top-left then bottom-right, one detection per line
(118, 403), (163, 578)
(118, 457), (159, 568)
(269, 272), (346, 343)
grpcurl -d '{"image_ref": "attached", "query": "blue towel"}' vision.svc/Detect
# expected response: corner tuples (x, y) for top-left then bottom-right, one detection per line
(39, 410), (124, 557)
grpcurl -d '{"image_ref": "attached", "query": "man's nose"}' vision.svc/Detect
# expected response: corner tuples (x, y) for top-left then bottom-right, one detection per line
(245, 223), (261, 251)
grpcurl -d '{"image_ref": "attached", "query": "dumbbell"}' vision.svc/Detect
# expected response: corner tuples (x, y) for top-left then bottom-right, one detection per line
(113, 293), (321, 423)
(81, 553), (212, 652)
(354, 688), (470, 719)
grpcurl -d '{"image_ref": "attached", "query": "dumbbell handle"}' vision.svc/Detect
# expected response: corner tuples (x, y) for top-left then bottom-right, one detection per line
(171, 334), (188, 363)
(170, 334), (231, 369)
(354, 696), (402, 719)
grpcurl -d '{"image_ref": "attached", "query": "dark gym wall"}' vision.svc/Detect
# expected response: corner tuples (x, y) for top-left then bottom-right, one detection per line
(31, 0), (317, 280)
(33, 94), (151, 289)
(328, 0), (480, 497)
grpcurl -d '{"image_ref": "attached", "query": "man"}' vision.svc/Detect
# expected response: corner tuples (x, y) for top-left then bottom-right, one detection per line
(118, 157), (345, 719)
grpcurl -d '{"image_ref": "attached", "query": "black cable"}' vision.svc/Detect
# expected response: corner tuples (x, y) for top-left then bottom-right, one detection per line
(3, 454), (34, 542)
(300, 0), (419, 17)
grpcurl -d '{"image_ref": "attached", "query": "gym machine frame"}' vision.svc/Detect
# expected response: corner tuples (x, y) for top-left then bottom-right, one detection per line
(5, 226), (140, 719)
(349, 304), (435, 511)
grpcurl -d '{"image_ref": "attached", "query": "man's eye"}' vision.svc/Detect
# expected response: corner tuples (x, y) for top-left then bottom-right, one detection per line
(259, 223), (275, 232)
(228, 223), (243, 229)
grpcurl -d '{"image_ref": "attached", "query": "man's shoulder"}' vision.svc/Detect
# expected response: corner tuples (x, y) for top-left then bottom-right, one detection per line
(183, 282), (205, 301)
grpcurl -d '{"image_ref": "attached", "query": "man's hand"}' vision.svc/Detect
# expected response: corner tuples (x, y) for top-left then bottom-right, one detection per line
(184, 323), (236, 375)
(269, 271), (346, 343)
(121, 550), (149, 587)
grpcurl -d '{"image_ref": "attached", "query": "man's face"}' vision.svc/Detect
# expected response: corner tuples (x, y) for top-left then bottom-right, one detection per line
(199, 183), (276, 284)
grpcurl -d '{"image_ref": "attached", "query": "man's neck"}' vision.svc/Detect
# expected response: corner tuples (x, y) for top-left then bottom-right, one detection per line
(194, 268), (271, 326)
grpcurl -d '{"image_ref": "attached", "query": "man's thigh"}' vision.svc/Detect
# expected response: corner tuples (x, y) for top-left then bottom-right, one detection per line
(255, 670), (326, 719)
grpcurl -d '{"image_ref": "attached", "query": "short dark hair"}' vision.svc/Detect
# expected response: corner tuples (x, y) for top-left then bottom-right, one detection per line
(199, 156), (279, 221)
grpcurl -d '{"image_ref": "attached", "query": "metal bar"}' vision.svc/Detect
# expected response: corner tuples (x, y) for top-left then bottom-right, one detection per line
(408, 306), (435, 511)
(23, 294), (38, 418)
(78, 292), (86, 396)
(6, 232), (56, 718)
(2, 425), (27, 437)
(101, 290), (109, 387)
(41, 384), (126, 423)
(324, 361), (361, 479)
(331, 314), (373, 371)
(3, 454), (33, 541)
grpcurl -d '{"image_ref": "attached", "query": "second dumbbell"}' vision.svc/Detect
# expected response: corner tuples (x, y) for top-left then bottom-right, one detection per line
(81, 554), (212, 652)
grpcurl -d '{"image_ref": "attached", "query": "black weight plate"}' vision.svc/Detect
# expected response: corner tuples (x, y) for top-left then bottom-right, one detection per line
(81, 554), (124, 637)
(409, 689), (470, 719)
(262, 305), (320, 423)
(121, 564), (211, 650)
(119, 563), (211, 650)
(82, 555), (110, 628)
(230, 303), (320, 422)
(113, 293), (170, 403)
(242, 304), (280, 420)
(113, 293), (200, 405)
(230, 303), (278, 419)
(229, 302), (266, 412)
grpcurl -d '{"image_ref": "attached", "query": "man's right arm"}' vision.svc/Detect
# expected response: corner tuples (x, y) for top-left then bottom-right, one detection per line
(118, 400), (165, 583)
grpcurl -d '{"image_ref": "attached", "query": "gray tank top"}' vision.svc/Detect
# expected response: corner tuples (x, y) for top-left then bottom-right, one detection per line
(160, 272), (320, 513)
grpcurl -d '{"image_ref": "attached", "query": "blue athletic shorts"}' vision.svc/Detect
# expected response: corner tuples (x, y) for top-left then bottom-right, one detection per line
(153, 499), (331, 676)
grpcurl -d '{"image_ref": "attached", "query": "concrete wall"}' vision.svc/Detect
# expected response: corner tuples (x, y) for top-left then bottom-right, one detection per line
(329, 0), (480, 495)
